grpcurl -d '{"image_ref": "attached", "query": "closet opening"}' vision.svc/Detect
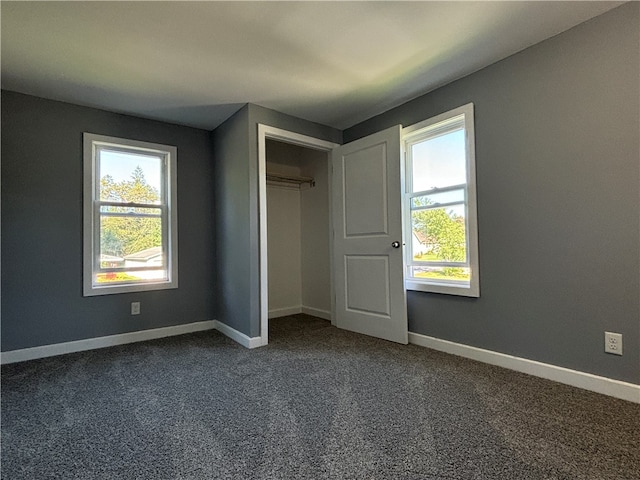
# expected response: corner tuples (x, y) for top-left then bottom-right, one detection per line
(266, 140), (330, 318)
(257, 125), (339, 345)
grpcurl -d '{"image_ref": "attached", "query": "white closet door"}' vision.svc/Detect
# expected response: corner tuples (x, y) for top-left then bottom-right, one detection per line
(331, 126), (407, 344)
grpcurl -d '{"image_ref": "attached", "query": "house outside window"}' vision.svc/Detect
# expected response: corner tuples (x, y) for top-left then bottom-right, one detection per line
(402, 103), (479, 297)
(83, 133), (178, 296)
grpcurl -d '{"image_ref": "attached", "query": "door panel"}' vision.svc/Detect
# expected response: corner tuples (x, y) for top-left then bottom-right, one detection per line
(332, 126), (407, 344)
(345, 255), (390, 316)
(343, 143), (388, 236)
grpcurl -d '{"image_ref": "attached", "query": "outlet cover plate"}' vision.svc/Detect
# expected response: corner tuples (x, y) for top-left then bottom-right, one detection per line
(131, 302), (141, 315)
(604, 331), (622, 355)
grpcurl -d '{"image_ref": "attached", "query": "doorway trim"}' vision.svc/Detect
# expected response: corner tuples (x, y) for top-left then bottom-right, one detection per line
(257, 124), (340, 345)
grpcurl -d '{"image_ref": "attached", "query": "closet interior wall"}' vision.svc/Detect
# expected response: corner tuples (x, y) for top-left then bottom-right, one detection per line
(265, 139), (331, 320)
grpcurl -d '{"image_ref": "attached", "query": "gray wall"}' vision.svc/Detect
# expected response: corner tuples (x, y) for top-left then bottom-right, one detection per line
(211, 105), (253, 336)
(1, 91), (216, 351)
(344, 3), (640, 384)
(213, 103), (341, 338)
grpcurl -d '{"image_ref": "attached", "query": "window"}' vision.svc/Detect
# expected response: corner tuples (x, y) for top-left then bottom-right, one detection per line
(83, 133), (178, 296)
(402, 103), (479, 297)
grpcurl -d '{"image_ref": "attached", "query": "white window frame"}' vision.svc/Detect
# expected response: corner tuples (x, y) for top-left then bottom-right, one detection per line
(83, 133), (178, 296)
(402, 103), (479, 297)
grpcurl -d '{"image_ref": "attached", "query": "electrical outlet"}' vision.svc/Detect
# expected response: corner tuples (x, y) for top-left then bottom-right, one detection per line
(131, 302), (141, 315)
(604, 331), (622, 355)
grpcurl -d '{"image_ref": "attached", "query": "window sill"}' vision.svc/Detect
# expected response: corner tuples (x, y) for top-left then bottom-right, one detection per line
(405, 279), (479, 298)
(83, 280), (178, 297)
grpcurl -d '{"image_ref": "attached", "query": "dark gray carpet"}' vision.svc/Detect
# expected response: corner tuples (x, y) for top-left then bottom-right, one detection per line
(2, 314), (639, 479)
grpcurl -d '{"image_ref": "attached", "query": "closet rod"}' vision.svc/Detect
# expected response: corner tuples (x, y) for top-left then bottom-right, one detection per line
(266, 173), (315, 187)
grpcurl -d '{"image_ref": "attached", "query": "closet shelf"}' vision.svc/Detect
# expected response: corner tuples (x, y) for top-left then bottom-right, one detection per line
(266, 173), (315, 188)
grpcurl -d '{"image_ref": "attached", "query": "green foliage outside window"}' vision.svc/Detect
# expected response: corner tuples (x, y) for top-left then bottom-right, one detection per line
(412, 197), (467, 278)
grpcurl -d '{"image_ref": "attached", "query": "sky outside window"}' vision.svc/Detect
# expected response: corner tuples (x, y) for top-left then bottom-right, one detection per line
(411, 129), (466, 192)
(99, 150), (162, 193)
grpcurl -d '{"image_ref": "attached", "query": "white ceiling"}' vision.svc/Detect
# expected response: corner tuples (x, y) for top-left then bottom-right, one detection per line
(1, 1), (624, 131)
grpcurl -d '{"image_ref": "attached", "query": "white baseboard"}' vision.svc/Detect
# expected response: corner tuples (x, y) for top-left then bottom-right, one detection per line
(1, 320), (217, 365)
(213, 320), (265, 349)
(301, 306), (332, 321)
(269, 305), (332, 321)
(0, 320), (270, 364)
(268, 306), (302, 319)
(408, 332), (640, 404)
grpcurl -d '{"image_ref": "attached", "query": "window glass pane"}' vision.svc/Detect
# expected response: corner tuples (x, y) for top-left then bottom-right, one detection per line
(411, 189), (465, 209)
(99, 149), (162, 204)
(100, 215), (163, 267)
(411, 205), (466, 263)
(411, 128), (466, 192)
(408, 266), (470, 283)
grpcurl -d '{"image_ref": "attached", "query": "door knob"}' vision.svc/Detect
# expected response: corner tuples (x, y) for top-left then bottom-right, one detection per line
(391, 241), (401, 248)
